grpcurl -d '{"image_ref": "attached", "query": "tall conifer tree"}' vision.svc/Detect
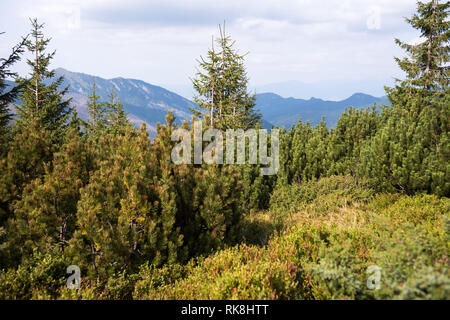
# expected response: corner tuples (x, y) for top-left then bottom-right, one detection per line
(0, 33), (27, 154)
(15, 18), (71, 144)
(361, 0), (449, 196)
(387, 0), (449, 101)
(192, 23), (261, 130)
(0, 19), (72, 231)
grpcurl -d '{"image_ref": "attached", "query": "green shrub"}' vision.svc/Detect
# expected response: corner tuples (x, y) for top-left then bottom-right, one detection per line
(133, 238), (304, 300)
(0, 249), (71, 299)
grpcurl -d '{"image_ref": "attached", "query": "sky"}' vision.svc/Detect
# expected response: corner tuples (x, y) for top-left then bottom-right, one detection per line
(0, 0), (421, 100)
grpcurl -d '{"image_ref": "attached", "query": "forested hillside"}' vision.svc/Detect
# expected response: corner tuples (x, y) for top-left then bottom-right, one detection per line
(0, 1), (448, 300)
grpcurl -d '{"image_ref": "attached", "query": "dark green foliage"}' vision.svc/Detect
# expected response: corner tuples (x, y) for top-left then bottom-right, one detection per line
(388, 0), (449, 94)
(381, 0), (449, 173)
(0, 19), (73, 237)
(69, 124), (183, 277)
(153, 115), (246, 260)
(359, 95), (450, 196)
(0, 120), (54, 228)
(327, 105), (381, 176)
(276, 106), (381, 187)
(60, 112), (246, 280)
(0, 33), (27, 154)
(9, 126), (92, 259)
(0, 32), (27, 233)
(359, 1), (449, 196)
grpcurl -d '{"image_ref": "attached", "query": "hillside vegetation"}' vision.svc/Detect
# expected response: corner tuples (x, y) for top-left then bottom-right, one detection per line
(1, 176), (448, 299)
(0, 1), (448, 300)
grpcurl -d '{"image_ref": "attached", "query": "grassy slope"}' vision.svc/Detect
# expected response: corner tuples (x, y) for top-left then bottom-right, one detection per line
(3, 176), (447, 300)
(128, 176), (449, 300)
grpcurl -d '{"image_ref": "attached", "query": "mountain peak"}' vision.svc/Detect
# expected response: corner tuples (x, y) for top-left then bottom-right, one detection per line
(52, 68), (196, 137)
(348, 92), (372, 98)
(342, 92), (386, 104)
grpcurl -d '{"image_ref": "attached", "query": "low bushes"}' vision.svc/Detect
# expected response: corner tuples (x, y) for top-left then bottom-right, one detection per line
(1, 176), (448, 300)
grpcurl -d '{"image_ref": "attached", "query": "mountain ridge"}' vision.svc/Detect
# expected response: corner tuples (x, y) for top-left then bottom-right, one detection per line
(5, 69), (389, 133)
(53, 68), (195, 135)
(253, 78), (392, 101)
(256, 91), (389, 128)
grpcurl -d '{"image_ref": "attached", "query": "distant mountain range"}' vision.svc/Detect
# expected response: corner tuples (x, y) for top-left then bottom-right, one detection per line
(53, 68), (195, 135)
(253, 79), (393, 101)
(256, 92), (389, 129)
(5, 68), (390, 135)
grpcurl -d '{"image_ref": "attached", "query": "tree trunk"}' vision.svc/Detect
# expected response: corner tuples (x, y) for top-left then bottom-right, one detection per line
(210, 35), (215, 127)
(59, 220), (67, 253)
(425, 0), (437, 89)
(211, 80), (214, 127)
(219, 23), (225, 120)
(34, 27), (39, 117)
(91, 243), (97, 272)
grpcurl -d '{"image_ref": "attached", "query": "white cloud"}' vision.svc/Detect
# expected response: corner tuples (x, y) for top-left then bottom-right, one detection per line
(0, 0), (419, 95)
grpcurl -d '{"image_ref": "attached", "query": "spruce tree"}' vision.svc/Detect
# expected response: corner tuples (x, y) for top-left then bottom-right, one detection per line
(0, 34), (27, 229)
(0, 34), (27, 155)
(387, 0), (449, 100)
(360, 0), (449, 196)
(86, 83), (129, 138)
(0, 19), (71, 239)
(14, 18), (71, 145)
(192, 23), (261, 130)
(86, 80), (106, 136)
(105, 88), (128, 135)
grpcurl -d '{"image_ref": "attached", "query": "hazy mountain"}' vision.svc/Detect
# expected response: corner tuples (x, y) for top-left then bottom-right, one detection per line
(5, 69), (389, 133)
(256, 92), (389, 129)
(160, 83), (196, 101)
(53, 68), (195, 136)
(253, 79), (393, 101)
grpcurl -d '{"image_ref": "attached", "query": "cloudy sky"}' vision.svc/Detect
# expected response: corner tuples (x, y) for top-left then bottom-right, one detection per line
(1, 0), (420, 99)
